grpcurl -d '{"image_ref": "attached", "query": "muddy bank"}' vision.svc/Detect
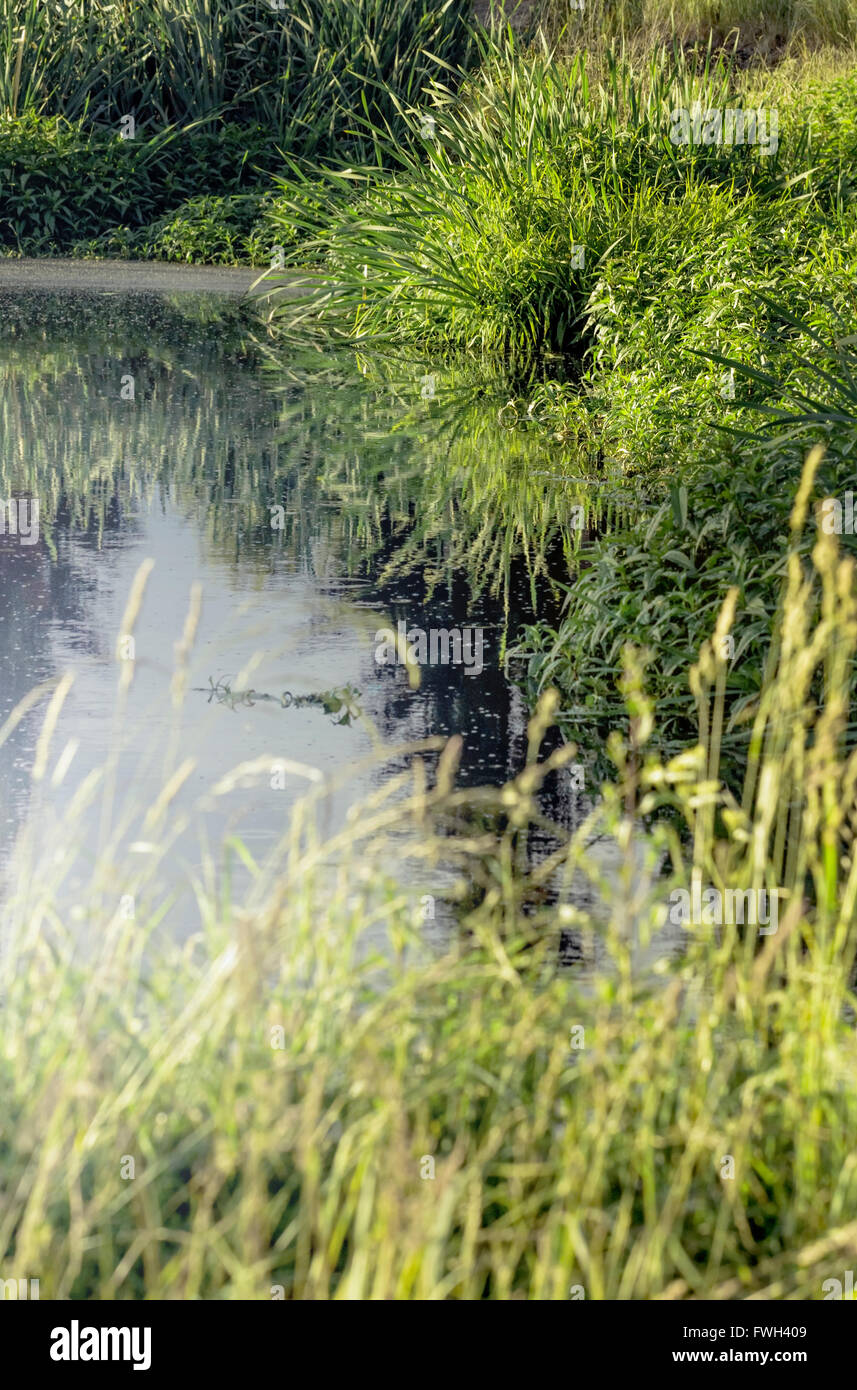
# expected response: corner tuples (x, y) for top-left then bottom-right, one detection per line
(0, 257), (261, 297)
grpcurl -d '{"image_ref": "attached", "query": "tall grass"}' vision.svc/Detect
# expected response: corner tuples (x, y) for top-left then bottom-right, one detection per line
(257, 31), (857, 498)
(3, 451), (857, 1297)
(257, 34), (828, 354)
(519, 292), (857, 782)
(0, 0), (475, 253)
(0, 0), (473, 152)
(535, 0), (857, 48)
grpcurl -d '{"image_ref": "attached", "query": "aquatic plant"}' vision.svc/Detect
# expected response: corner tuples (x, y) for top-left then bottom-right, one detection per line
(198, 676), (363, 723)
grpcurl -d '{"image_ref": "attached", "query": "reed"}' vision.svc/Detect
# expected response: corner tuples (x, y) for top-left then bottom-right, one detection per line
(0, 0), (472, 151)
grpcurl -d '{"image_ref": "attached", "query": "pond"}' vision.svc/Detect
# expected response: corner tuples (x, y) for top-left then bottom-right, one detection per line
(0, 286), (597, 943)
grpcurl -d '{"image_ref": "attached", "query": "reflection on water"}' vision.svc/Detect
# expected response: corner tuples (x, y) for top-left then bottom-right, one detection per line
(0, 290), (597, 939)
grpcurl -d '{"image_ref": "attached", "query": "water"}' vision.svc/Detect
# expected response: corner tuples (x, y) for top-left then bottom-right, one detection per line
(0, 288), (591, 938)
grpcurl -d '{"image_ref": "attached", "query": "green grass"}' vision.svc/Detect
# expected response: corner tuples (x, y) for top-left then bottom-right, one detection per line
(259, 36), (857, 382)
(0, 114), (280, 254)
(0, 0), (473, 146)
(4, 452), (857, 1297)
(252, 32), (857, 758)
(518, 274), (857, 776)
(0, 0), (474, 256)
(79, 192), (274, 265)
(6, 5), (857, 1302)
(4, 4), (857, 261)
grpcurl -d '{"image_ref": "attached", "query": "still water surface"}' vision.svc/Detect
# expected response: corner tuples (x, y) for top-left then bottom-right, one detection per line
(0, 289), (591, 937)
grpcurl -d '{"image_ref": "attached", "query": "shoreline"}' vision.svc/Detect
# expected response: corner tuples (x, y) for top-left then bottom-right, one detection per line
(0, 257), (263, 297)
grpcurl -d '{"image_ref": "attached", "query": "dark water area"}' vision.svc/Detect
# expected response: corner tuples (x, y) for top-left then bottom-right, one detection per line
(0, 288), (592, 935)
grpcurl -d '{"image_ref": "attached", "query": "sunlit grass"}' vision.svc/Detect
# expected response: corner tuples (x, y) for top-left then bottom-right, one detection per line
(258, 33), (857, 386)
(537, 0), (857, 49)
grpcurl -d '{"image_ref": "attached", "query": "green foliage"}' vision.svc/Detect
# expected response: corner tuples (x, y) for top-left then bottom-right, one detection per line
(519, 450), (795, 777)
(259, 37), (857, 482)
(0, 0), (473, 154)
(520, 308), (857, 779)
(0, 115), (275, 252)
(127, 192), (272, 265)
(259, 38), (842, 357)
(0, 1), (474, 257)
(6, 6), (857, 1305)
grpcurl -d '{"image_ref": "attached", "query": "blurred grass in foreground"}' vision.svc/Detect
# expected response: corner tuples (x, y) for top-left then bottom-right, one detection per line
(2, 450), (857, 1299)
